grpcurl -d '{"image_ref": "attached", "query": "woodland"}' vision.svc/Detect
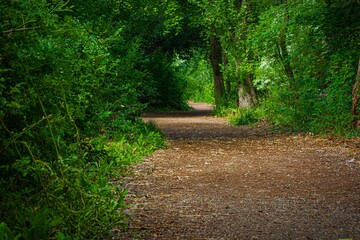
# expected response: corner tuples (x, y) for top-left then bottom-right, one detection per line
(0, 0), (359, 238)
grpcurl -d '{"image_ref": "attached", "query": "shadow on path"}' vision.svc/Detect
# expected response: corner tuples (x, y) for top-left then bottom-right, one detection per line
(142, 102), (214, 118)
(142, 102), (270, 140)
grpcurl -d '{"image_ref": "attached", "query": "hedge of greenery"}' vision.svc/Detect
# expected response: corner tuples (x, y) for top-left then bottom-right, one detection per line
(187, 0), (359, 136)
(0, 0), (183, 238)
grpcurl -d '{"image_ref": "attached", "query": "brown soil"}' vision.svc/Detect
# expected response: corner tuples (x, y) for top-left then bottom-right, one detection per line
(118, 102), (360, 240)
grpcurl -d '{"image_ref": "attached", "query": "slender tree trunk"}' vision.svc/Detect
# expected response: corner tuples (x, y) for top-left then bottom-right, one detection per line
(223, 54), (231, 99)
(210, 27), (225, 107)
(236, 0), (257, 108)
(352, 57), (360, 128)
(278, 0), (295, 82)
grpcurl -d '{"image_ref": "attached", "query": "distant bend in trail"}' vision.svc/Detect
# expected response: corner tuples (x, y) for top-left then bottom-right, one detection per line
(142, 101), (267, 140)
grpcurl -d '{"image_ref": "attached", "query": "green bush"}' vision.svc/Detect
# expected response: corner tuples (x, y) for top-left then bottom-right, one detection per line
(244, 1), (359, 136)
(143, 52), (189, 110)
(0, 0), (166, 238)
(230, 108), (261, 126)
(0, 120), (165, 239)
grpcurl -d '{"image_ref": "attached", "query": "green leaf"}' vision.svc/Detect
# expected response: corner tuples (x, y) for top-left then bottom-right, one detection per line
(0, 222), (16, 240)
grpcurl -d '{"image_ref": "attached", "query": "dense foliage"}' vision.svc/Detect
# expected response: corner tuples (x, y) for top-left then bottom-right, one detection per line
(177, 51), (214, 104)
(185, 0), (359, 135)
(1, 0), (359, 238)
(0, 0), (188, 238)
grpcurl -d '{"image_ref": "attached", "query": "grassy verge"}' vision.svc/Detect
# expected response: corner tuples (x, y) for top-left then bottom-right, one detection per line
(0, 120), (165, 239)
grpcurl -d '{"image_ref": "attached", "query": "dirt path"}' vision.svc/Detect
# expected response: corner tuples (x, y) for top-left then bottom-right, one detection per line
(119, 102), (360, 240)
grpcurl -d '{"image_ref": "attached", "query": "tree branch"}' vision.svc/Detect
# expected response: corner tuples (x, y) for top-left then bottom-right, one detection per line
(1, 26), (41, 34)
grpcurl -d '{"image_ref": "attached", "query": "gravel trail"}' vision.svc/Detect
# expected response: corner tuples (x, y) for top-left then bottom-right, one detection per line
(119, 102), (360, 240)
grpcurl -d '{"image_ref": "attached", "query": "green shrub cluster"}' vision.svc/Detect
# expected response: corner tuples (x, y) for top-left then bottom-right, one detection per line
(229, 108), (260, 126)
(0, 0), (167, 238)
(189, 0), (359, 136)
(249, 2), (359, 136)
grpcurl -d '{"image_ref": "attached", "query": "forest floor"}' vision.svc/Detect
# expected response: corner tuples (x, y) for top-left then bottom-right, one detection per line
(118, 102), (360, 240)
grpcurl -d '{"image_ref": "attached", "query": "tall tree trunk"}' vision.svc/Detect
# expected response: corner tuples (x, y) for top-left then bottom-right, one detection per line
(278, 0), (295, 82)
(238, 73), (257, 108)
(210, 27), (225, 107)
(223, 54), (231, 99)
(236, 0), (257, 108)
(352, 57), (360, 128)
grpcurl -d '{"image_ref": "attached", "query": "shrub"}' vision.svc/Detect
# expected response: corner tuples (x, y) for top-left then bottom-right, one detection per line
(0, 0), (166, 238)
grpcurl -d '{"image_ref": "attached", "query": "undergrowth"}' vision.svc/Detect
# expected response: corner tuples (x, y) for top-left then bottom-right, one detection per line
(229, 108), (261, 126)
(0, 118), (165, 239)
(0, 1), (171, 238)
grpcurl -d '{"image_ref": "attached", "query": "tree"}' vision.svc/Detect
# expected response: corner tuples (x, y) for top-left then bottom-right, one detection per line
(190, 0), (259, 108)
(234, 0), (257, 108)
(210, 27), (226, 107)
(277, 0), (295, 82)
(352, 57), (360, 128)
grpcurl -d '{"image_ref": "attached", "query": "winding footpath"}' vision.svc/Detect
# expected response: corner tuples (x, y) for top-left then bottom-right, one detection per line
(119, 102), (360, 240)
